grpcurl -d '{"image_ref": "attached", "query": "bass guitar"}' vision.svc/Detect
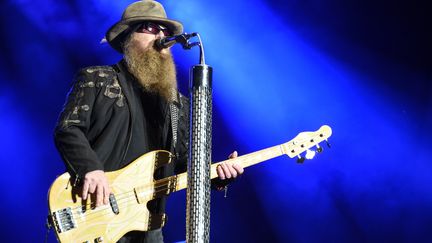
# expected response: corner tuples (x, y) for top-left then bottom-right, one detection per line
(47, 125), (332, 242)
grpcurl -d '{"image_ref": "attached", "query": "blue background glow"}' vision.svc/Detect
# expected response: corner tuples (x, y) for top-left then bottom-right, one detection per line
(0, 0), (431, 242)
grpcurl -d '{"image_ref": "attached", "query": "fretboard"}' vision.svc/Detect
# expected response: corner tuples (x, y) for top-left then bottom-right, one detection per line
(158, 144), (286, 193)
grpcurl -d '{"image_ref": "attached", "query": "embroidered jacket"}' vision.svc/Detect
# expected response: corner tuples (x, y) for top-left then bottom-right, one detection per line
(54, 61), (189, 181)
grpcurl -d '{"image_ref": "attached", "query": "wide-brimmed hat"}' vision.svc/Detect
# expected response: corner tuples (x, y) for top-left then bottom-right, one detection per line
(106, 0), (183, 53)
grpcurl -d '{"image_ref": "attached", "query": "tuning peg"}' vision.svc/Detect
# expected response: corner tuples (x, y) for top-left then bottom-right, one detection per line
(305, 149), (316, 159)
(316, 144), (323, 153)
(326, 139), (331, 148)
(297, 155), (305, 163)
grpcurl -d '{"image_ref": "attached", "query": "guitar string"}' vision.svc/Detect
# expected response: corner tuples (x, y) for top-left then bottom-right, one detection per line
(59, 160), (244, 224)
(67, 175), (188, 223)
(67, 177), (189, 226)
(53, 139), (327, 228)
(64, 160), (222, 213)
(72, 162), (232, 225)
(71, 169), (194, 213)
(71, 163), (232, 226)
(70, 166), (221, 224)
(56, 148), (290, 223)
(63, 172), (187, 214)
(57, 153), (276, 224)
(71, 187), (159, 224)
(66, 161), (220, 214)
(61, 147), (279, 213)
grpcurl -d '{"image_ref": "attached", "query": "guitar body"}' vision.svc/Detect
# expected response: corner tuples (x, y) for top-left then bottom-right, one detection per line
(48, 150), (173, 243)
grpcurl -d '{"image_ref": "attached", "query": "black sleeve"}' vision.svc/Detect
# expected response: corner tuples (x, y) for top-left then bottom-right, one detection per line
(54, 69), (104, 179)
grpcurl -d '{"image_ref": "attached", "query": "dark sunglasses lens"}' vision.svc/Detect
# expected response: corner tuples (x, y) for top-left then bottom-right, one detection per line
(162, 29), (171, 36)
(145, 23), (160, 34)
(137, 22), (171, 36)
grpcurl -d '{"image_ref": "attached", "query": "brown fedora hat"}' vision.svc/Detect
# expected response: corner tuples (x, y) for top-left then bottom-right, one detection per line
(106, 0), (183, 53)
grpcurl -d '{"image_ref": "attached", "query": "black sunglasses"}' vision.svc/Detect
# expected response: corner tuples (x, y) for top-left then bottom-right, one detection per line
(136, 22), (171, 37)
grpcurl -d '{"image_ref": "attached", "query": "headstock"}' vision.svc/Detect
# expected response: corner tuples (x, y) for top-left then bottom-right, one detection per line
(281, 125), (332, 163)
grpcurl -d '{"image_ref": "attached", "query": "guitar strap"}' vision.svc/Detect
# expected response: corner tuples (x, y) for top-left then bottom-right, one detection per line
(169, 90), (181, 153)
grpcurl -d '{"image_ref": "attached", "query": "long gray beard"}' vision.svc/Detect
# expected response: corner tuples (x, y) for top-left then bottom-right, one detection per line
(124, 39), (177, 101)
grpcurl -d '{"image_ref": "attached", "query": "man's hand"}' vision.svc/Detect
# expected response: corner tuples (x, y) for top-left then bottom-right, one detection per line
(81, 170), (111, 207)
(216, 151), (244, 180)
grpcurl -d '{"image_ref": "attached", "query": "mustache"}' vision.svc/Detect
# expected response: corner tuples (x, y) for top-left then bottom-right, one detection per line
(152, 38), (173, 56)
(152, 38), (163, 51)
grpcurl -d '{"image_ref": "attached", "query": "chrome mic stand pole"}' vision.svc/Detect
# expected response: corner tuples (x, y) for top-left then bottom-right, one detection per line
(187, 57), (212, 243)
(180, 33), (212, 243)
(169, 32), (211, 243)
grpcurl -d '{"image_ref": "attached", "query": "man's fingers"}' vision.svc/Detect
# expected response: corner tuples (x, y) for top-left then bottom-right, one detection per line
(96, 184), (103, 207)
(216, 151), (244, 182)
(103, 186), (110, 205)
(229, 151), (238, 159)
(217, 165), (225, 180)
(233, 163), (244, 175)
(221, 162), (232, 179)
(227, 164), (238, 178)
(228, 151), (241, 178)
(81, 170), (111, 207)
(82, 182), (89, 200)
(88, 182), (96, 194)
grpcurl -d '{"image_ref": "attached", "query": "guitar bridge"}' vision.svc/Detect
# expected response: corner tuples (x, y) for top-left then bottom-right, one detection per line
(52, 207), (77, 233)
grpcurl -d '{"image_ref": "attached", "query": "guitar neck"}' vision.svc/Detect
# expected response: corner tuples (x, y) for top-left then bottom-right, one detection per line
(156, 125), (332, 194)
(168, 144), (286, 193)
(211, 144), (286, 179)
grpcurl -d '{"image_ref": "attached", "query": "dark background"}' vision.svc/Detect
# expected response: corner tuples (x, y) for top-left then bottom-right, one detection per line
(0, 0), (431, 242)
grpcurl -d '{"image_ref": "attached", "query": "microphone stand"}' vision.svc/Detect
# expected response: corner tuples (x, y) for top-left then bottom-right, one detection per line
(175, 33), (212, 243)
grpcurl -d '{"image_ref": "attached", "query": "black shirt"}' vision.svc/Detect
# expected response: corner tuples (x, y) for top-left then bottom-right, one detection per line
(124, 79), (170, 165)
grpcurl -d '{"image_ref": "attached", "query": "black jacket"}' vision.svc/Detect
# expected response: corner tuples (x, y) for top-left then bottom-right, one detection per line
(54, 61), (189, 180)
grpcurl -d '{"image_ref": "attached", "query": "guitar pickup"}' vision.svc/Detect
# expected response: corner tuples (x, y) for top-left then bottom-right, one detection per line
(109, 194), (119, 215)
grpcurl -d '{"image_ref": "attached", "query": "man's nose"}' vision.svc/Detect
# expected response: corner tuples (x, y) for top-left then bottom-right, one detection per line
(156, 31), (165, 38)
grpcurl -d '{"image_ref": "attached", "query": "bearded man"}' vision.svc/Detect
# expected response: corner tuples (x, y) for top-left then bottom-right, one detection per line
(54, 1), (243, 242)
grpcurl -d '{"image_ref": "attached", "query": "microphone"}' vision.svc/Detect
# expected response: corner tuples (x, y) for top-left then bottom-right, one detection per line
(155, 33), (197, 49)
